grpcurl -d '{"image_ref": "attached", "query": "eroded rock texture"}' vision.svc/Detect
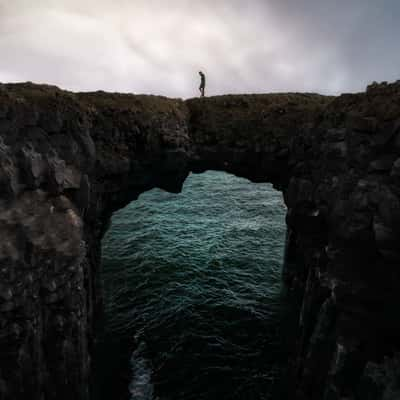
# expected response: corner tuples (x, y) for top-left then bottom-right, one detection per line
(0, 81), (400, 400)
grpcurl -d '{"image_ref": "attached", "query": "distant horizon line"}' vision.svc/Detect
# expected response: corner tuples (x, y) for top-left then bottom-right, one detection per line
(1, 79), (398, 100)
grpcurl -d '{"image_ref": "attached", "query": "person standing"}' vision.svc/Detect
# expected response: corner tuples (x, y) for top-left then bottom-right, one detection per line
(199, 71), (206, 97)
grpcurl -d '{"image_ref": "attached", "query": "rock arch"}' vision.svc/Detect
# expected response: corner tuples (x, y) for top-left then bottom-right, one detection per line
(1, 81), (400, 399)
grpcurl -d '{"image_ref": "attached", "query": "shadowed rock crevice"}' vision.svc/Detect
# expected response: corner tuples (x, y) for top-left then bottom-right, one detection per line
(0, 81), (400, 400)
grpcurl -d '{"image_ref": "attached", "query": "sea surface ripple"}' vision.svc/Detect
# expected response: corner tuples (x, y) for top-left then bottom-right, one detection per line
(94, 170), (288, 400)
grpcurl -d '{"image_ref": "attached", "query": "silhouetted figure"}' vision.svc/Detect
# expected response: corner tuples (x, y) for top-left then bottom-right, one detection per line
(199, 71), (206, 97)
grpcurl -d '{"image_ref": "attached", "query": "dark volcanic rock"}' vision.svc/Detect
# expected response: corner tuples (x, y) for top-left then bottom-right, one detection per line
(0, 80), (400, 400)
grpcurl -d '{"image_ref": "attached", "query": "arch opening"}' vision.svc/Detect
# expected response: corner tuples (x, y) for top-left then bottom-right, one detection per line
(92, 170), (290, 400)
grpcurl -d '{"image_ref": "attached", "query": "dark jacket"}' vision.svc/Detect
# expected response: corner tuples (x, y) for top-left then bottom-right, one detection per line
(199, 73), (206, 88)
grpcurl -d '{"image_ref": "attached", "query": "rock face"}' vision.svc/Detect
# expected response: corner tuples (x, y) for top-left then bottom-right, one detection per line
(0, 81), (400, 400)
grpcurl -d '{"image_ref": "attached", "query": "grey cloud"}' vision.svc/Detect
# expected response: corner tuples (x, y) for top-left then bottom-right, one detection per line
(0, 0), (399, 98)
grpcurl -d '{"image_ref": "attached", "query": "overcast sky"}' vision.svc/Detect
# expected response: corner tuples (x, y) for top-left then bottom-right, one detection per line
(0, 0), (399, 98)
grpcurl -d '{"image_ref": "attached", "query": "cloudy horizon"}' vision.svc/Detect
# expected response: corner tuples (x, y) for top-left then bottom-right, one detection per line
(0, 0), (399, 98)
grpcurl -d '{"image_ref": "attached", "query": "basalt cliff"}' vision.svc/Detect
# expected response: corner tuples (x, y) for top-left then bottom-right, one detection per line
(1, 81), (400, 400)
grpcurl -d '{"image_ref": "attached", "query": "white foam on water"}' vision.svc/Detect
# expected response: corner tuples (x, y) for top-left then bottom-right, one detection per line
(129, 342), (154, 400)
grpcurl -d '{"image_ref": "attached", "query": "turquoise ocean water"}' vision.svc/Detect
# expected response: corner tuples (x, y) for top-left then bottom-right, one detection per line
(93, 170), (288, 400)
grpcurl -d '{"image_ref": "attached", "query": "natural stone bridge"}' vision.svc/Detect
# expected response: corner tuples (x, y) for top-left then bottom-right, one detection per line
(1, 81), (400, 400)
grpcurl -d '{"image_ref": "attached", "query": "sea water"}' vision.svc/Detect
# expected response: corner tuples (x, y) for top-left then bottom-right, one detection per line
(93, 170), (288, 400)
